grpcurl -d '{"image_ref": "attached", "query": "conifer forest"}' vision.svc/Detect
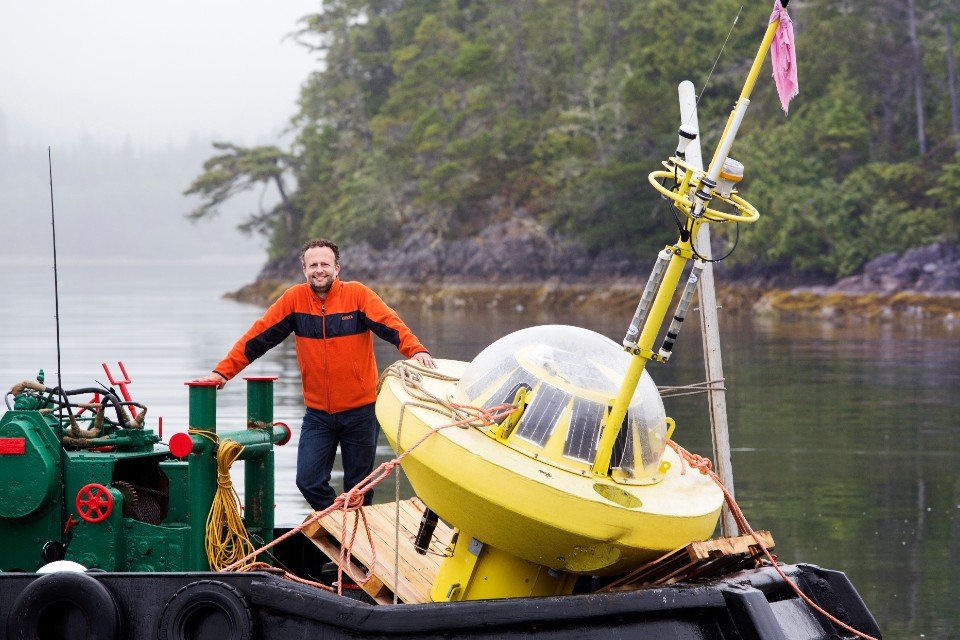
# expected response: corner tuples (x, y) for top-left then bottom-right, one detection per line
(186, 0), (960, 282)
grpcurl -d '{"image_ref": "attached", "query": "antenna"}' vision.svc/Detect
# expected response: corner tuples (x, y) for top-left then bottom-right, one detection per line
(696, 5), (743, 107)
(48, 147), (73, 426)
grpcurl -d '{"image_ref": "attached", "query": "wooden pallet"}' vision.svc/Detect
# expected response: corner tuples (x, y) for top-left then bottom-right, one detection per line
(303, 500), (773, 601)
(301, 498), (452, 604)
(604, 531), (775, 590)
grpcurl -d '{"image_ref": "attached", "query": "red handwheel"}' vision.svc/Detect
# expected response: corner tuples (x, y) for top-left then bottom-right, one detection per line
(75, 483), (114, 523)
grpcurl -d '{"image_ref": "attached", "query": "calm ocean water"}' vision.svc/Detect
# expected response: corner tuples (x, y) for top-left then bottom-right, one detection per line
(1, 260), (957, 638)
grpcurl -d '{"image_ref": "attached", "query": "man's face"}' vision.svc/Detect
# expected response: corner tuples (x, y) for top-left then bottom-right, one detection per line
(302, 246), (340, 295)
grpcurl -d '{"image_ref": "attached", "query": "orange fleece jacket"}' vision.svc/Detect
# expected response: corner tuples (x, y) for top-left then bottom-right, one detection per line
(214, 279), (428, 413)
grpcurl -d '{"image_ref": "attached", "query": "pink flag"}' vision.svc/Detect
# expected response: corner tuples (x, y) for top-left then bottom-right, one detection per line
(769, 0), (798, 114)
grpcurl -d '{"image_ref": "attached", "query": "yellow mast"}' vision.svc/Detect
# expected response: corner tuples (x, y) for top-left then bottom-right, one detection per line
(592, 17), (782, 477)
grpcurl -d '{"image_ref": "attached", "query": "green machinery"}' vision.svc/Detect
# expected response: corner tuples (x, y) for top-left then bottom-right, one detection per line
(0, 370), (289, 572)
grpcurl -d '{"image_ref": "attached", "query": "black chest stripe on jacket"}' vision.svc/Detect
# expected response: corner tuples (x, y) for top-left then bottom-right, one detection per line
(287, 311), (398, 347)
(360, 312), (401, 347)
(243, 313), (296, 363)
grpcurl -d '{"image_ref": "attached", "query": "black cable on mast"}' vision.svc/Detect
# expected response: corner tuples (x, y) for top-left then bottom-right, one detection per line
(48, 147), (74, 427)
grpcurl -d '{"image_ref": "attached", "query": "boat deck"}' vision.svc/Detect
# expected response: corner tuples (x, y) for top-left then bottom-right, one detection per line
(301, 497), (452, 604)
(302, 498), (774, 605)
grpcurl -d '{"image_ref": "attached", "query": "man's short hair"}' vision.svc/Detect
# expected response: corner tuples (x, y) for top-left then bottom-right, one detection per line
(300, 239), (340, 266)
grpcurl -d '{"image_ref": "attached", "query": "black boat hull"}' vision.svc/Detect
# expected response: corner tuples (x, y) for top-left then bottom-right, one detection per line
(0, 562), (879, 639)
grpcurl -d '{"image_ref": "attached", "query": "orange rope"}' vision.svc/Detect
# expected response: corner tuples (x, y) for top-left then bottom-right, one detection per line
(221, 403), (516, 597)
(666, 440), (878, 640)
(241, 561), (336, 592)
(222, 401), (876, 640)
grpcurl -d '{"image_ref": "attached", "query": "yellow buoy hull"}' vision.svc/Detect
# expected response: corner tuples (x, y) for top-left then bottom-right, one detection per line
(377, 360), (723, 575)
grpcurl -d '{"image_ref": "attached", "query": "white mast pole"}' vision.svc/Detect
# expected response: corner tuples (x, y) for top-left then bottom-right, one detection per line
(678, 80), (738, 536)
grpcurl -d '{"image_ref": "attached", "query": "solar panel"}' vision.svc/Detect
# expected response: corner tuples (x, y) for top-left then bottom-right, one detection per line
(533, 349), (608, 390)
(611, 415), (635, 473)
(563, 397), (604, 462)
(481, 367), (533, 410)
(465, 356), (519, 401)
(635, 415), (659, 471)
(515, 383), (570, 447)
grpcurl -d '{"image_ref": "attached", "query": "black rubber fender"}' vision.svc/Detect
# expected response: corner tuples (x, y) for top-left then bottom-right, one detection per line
(5, 571), (121, 640)
(157, 579), (254, 640)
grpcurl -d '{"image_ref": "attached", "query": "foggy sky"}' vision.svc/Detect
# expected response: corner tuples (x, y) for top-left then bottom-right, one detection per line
(1, 1), (320, 147)
(0, 1), (321, 264)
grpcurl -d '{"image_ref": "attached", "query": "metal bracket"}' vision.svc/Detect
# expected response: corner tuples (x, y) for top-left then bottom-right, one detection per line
(624, 345), (666, 363)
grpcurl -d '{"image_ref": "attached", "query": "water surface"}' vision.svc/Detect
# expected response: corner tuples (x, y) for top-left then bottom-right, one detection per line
(0, 261), (956, 638)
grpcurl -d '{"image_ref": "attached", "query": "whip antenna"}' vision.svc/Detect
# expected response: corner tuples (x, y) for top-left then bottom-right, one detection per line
(48, 147), (72, 424)
(696, 5), (743, 107)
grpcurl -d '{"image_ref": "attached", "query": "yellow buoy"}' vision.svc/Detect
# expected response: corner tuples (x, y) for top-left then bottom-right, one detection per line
(376, 326), (723, 598)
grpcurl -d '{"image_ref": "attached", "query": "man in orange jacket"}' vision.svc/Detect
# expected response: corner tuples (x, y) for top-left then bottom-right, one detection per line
(204, 239), (435, 510)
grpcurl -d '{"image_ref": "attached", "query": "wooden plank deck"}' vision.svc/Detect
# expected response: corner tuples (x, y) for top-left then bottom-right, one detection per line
(301, 497), (452, 604)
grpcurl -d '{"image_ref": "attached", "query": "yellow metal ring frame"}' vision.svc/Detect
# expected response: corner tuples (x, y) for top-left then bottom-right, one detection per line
(647, 156), (759, 224)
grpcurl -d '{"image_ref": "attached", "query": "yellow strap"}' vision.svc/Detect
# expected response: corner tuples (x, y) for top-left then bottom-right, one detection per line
(187, 427), (219, 444)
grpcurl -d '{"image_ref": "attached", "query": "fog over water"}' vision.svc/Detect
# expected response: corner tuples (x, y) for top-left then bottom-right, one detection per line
(0, 0), (320, 264)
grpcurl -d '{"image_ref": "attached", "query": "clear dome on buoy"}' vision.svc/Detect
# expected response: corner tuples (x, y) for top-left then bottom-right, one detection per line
(455, 325), (668, 482)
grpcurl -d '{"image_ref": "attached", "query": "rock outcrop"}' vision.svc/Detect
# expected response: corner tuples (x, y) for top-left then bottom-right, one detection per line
(240, 226), (960, 323)
(255, 216), (644, 284)
(833, 242), (960, 294)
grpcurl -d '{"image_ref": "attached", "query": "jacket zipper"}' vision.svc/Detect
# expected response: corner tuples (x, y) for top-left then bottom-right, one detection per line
(321, 301), (331, 411)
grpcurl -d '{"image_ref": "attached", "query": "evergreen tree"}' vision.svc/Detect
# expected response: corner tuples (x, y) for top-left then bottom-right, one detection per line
(186, 0), (960, 279)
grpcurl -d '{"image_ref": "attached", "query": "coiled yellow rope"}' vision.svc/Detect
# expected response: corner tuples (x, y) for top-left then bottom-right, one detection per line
(204, 439), (255, 570)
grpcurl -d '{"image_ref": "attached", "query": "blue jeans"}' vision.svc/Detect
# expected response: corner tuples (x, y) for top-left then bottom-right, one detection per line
(296, 404), (378, 511)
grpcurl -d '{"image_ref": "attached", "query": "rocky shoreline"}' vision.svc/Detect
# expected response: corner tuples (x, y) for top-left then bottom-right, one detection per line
(227, 279), (960, 327)
(232, 226), (960, 326)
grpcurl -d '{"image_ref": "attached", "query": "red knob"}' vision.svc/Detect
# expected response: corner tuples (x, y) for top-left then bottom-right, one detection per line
(75, 483), (114, 523)
(275, 422), (292, 446)
(168, 432), (195, 459)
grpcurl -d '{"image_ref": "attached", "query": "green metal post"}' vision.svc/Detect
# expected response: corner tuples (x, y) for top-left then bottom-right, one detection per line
(243, 377), (278, 552)
(184, 379), (219, 570)
(188, 381), (218, 432)
(245, 376), (275, 427)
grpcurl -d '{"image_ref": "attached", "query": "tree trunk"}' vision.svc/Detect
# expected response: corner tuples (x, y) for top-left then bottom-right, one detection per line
(604, 0), (621, 68)
(570, 0), (583, 104)
(878, 82), (896, 160)
(274, 175), (302, 243)
(907, 0), (926, 156)
(947, 22), (960, 154)
(273, 174), (289, 205)
(511, 0), (532, 116)
(337, 6), (373, 148)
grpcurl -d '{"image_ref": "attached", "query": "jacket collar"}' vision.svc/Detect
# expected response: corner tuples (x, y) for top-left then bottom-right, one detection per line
(314, 277), (342, 302)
